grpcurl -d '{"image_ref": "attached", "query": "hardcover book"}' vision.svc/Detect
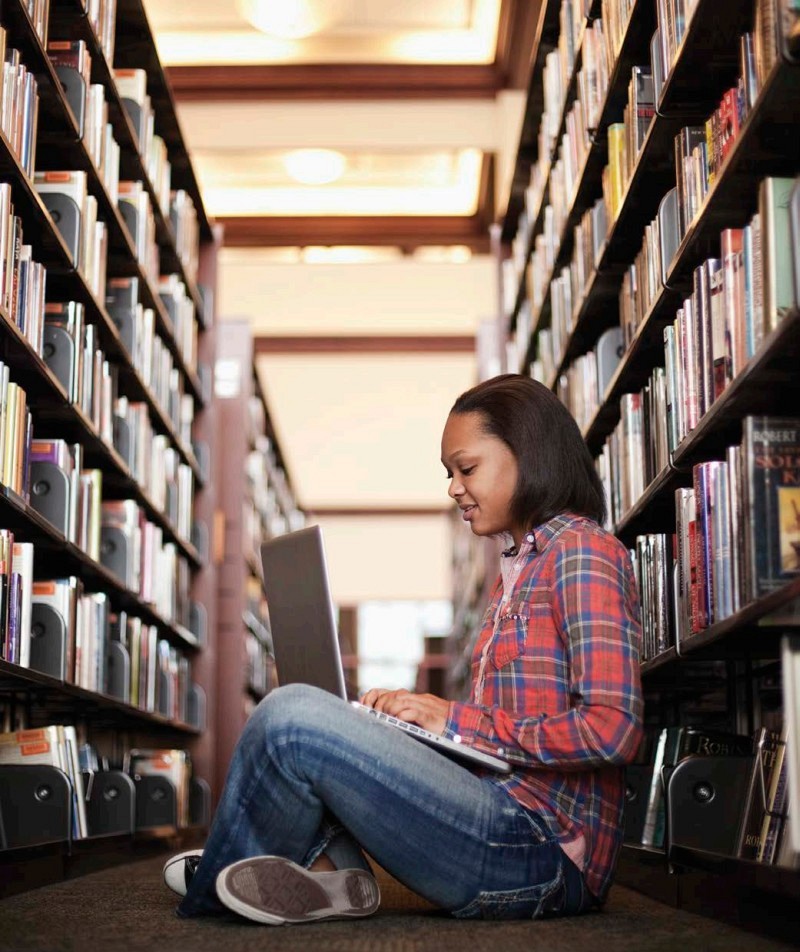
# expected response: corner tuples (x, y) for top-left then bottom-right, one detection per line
(736, 727), (783, 860)
(759, 176), (795, 334)
(782, 636), (800, 855)
(741, 416), (800, 599)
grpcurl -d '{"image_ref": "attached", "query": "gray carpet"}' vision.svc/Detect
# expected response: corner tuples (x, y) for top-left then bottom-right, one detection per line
(0, 853), (796, 952)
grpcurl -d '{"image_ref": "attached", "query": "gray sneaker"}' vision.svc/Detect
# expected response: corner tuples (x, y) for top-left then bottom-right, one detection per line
(215, 855), (380, 925)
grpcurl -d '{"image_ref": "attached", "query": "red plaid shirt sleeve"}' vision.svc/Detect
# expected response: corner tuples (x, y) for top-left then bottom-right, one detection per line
(446, 526), (642, 766)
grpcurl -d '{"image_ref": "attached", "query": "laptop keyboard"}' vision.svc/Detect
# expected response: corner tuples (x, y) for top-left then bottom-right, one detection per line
(350, 702), (444, 741)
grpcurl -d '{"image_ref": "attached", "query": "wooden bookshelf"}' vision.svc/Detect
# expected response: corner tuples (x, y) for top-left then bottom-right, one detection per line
(0, 0), (218, 890)
(494, 0), (800, 928)
(212, 319), (302, 804)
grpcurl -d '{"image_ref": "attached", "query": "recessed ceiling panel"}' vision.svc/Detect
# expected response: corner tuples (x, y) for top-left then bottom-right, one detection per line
(145, 0), (476, 31)
(194, 148), (484, 216)
(143, 0), (500, 65)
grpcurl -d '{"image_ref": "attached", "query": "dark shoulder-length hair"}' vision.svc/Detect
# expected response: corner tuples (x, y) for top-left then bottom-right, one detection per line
(450, 373), (606, 529)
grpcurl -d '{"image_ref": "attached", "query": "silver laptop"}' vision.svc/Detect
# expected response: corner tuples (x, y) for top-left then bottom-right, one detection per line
(260, 525), (511, 774)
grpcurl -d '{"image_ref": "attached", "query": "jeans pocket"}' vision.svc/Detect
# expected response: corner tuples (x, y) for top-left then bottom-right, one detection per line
(452, 867), (563, 921)
(519, 807), (554, 844)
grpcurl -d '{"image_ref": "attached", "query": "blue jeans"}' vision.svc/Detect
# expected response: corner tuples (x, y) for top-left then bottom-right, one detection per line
(178, 684), (594, 920)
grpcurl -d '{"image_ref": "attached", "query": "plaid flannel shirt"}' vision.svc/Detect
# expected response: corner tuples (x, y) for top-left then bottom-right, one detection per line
(443, 513), (643, 901)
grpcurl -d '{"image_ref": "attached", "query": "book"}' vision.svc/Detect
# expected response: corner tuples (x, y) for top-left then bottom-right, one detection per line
(759, 176), (795, 334)
(708, 256), (726, 402)
(755, 0), (779, 89)
(9, 541), (33, 668)
(710, 460), (733, 622)
(791, 179), (800, 307)
(674, 126), (705, 238)
(741, 416), (800, 599)
(782, 635), (800, 855)
(607, 123), (627, 221)
(726, 444), (743, 614)
(674, 487), (695, 643)
(721, 228), (745, 379)
(736, 727), (783, 860)
(779, 0), (800, 59)
(757, 725), (789, 863)
(630, 65), (655, 156)
(693, 462), (718, 628)
(641, 727), (671, 846)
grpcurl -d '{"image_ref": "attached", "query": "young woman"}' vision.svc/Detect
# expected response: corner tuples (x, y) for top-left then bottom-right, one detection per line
(165, 373), (643, 925)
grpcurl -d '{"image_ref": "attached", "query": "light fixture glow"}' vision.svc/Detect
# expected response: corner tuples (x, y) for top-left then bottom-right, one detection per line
(283, 149), (347, 186)
(200, 148), (483, 217)
(300, 246), (404, 265)
(238, 0), (341, 40)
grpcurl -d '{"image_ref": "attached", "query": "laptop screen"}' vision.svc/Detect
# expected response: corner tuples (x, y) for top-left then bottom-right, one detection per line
(260, 525), (353, 700)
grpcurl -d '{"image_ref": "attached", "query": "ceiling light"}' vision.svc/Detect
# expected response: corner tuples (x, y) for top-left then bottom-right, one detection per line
(414, 246), (473, 264)
(283, 149), (347, 186)
(300, 246), (404, 265)
(238, 0), (342, 40)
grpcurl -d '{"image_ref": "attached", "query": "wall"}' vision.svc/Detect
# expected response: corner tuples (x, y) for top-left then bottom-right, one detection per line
(215, 254), (491, 602)
(313, 513), (453, 604)
(218, 251), (498, 335)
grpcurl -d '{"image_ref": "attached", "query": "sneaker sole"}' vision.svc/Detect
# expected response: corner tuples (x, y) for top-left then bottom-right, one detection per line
(215, 856), (380, 925)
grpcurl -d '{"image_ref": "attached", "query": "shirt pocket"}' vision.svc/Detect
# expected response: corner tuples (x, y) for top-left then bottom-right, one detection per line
(489, 602), (529, 669)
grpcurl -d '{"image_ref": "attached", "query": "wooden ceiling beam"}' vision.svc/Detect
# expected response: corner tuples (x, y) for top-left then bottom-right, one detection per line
(167, 62), (501, 102)
(165, 1), (542, 101)
(218, 214), (491, 253)
(254, 335), (476, 355)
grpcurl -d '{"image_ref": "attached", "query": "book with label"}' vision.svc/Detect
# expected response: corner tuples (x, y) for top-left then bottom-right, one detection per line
(741, 416), (800, 599)
(736, 727), (783, 860)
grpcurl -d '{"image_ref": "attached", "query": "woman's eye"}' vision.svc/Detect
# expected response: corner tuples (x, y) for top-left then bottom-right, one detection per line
(461, 467), (475, 476)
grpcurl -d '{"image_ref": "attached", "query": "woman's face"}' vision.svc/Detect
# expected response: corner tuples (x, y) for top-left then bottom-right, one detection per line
(441, 410), (523, 546)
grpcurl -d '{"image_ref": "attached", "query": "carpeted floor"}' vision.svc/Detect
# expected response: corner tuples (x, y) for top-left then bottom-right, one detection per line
(0, 854), (796, 952)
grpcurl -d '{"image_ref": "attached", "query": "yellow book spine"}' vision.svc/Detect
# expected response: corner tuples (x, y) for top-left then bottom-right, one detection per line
(14, 386), (26, 494)
(2, 382), (18, 489)
(607, 123), (627, 221)
(705, 116), (715, 188)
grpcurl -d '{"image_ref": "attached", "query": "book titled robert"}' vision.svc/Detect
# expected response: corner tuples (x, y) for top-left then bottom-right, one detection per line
(742, 416), (800, 600)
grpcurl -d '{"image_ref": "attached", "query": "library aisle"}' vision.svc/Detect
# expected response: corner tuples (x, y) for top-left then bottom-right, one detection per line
(2, 0), (800, 947)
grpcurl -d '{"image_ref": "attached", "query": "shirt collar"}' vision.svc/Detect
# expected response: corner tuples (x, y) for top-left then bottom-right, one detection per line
(500, 512), (581, 559)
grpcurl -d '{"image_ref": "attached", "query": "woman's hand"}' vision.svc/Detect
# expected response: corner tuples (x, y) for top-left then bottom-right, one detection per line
(359, 688), (450, 735)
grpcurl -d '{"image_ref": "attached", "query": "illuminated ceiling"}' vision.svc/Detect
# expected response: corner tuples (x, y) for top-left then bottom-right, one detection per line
(196, 147), (484, 218)
(144, 0), (516, 227)
(146, 0), (501, 65)
(141, 0), (538, 512)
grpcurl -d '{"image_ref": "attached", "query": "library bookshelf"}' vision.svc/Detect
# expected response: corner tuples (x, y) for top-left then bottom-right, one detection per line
(494, 0), (800, 935)
(0, 0), (218, 897)
(213, 319), (304, 806)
